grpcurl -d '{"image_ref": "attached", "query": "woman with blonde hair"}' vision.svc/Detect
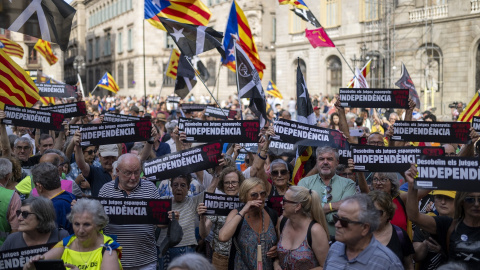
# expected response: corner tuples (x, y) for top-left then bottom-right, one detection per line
(275, 186), (330, 270)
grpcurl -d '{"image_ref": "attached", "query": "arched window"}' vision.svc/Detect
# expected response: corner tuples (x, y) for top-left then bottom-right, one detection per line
(326, 55), (342, 94)
(118, 64), (124, 89)
(128, 61), (134, 88)
(206, 59), (216, 86)
(294, 58), (307, 85)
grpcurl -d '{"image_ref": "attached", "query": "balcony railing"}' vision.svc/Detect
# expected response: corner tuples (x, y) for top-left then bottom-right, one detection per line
(409, 4), (448, 22)
(472, 0), (480, 13)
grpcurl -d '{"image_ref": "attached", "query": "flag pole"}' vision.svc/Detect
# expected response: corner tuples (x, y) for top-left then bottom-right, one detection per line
(90, 85), (99, 96)
(159, 49), (174, 98)
(77, 73), (85, 98)
(184, 56), (228, 119)
(143, 19), (147, 109)
(232, 37), (243, 120)
(214, 64), (222, 103)
(336, 48), (355, 76)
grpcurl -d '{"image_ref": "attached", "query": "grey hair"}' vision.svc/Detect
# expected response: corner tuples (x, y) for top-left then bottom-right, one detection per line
(374, 172), (399, 197)
(389, 112), (399, 120)
(343, 194), (380, 233)
(67, 198), (109, 230)
(269, 159), (289, 174)
(22, 196), (56, 233)
(316, 146), (339, 161)
(14, 137), (33, 148)
(167, 253), (215, 270)
(165, 120), (178, 133)
(31, 163), (61, 190)
(0, 158), (12, 180)
(44, 149), (69, 164)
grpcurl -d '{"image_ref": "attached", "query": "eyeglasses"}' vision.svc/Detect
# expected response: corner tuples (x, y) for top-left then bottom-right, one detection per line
(120, 170), (141, 178)
(368, 141), (385, 146)
(372, 178), (390, 184)
(323, 186), (332, 203)
(271, 170), (288, 177)
(15, 145), (31, 151)
(340, 172), (355, 178)
(16, 210), (36, 219)
(332, 214), (364, 228)
(84, 150), (96, 155)
(250, 191), (267, 199)
(224, 181), (239, 187)
(282, 197), (299, 204)
(464, 197), (480, 204)
(172, 183), (188, 189)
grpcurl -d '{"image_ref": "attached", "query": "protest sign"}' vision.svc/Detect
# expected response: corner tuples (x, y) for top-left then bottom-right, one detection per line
(392, 121), (470, 144)
(240, 140), (297, 157)
(178, 118), (260, 143)
(204, 106), (237, 120)
(273, 119), (348, 150)
(80, 120), (151, 146)
(339, 88), (409, 108)
(181, 104), (206, 113)
(266, 196), (283, 217)
(40, 101), (87, 118)
(68, 124), (82, 137)
(2, 105), (64, 131)
(36, 83), (76, 98)
(167, 96), (181, 103)
(144, 142), (222, 181)
(203, 192), (244, 216)
(103, 113), (143, 123)
(97, 197), (172, 225)
(339, 148), (352, 165)
(473, 116), (480, 133)
(352, 146), (445, 172)
(416, 156), (480, 191)
(0, 244), (52, 270)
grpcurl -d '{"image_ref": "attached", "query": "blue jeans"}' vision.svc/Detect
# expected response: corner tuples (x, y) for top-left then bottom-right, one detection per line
(158, 246), (196, 270)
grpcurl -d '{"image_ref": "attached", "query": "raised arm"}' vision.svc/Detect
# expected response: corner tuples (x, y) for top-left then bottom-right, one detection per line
(53, 120), (68, 150)
(250, 126), (273, 194)
(403, 98), (415, 122)
(73, 130), (91, 178)
(140, 124), (157, 162)
(334, 96), (352, 143)
(0, 111), (11, 157)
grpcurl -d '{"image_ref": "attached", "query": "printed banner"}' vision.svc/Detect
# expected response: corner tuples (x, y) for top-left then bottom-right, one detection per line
(203, 192), (244, 216)
(339, 88), (409, 108)
(392, 121), (471, 144)
(80, 120), (152, 146)
(36, 83), (76, 98)
(339, 147), (352, 165)
(266, 196), (283, 217)
(2, 105), (64, 131)
(472, 116), (480, 133)
(40, 101), (87, 118)
(97, 197), (172, 225)
(178, 118), (260, 143)
(181, 104), (206, 113)
(239, 140), (297, 157)
(415, 156), (480, 192)
(273, 119), (348, 150)
(352, 146), (445, 172)
(167, 96), (181, 103)
(204, 106), (237, 120)
(0, 243), (53, 270)
(143, 142), (222, 181)
(103, 113), (143, 123)
(68, 124), (82, 137)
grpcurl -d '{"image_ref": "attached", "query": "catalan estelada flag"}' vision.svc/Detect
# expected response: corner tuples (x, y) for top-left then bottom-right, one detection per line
(223, 0), (266, 79)
(0, 49), (40, 109)
(166, 49), (181, 79)
(34, 39), (58, 65)
(0, 37), (24, 59)
(347, 59), (371, 88)
(278, 0), (308, 9)
(458, 90), (480, 122)
(144, 0), (211, 31)
(97, 72), (120, 94)
(40, 97), (55, 106)
(266, 81), (283, 99)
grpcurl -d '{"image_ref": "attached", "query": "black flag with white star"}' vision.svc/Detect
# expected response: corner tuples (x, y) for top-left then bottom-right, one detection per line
(296, 62), (316, 125)
(160, 17), (225, 58)
(292, 7), (320, 28)
(193, 56), (210, 82)
(0, 0), (76, 51)
(175, 54), (197, 99)
(235, 42), (267, 127)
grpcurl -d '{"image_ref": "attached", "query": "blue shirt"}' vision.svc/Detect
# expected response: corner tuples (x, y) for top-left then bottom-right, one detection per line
(154, 142), (171, 157)
(325, 236), (404, 270)
(51, 191), (76, 234)
(85, 165), (113, 197)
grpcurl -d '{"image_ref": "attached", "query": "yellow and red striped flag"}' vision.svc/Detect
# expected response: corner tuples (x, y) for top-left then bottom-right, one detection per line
(34, 39), (58, 66)
(347, 59), (372, 88)
(266, 81), (283, 99)
(40, 97), (56, 106)
(166, 49), (181, 79)
(97, 72), (120, 94)
(0, 49), (40, 109)
(145, 0), (211, 31)
(458, 90), (480, 122)
(0, 37), (24, 59)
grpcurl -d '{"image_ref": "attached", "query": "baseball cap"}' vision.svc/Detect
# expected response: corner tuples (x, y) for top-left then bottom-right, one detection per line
(98, 144), (119, 157)
(432, 190), (456, 199)
(314, 106), (320, 110)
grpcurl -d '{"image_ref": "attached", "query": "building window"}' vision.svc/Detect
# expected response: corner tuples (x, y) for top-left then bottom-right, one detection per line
(87, 40), (93, 61)
(163, 63), (174, 86)
(118, 64), (124, 88)
(294, 58), (306, 84)
(118, 31), (122, 53)
(127, 28), (133, 51)
(321, 0), (341, 27)
(165, 35), (175, 49)
(228, 69), (236, 85)
(127, 61), (134, 88)
(95, 38), (100, 59)
(289, 11), (305, 34)
(206, 59), (216, 86)
(271, 57), (276, 84)
(27, 45), (38, 64)
(326, 55), (342, 95)
(360, 0), (382, 22)
(105, 33), (111, 56)
(88, 69), (94, 94)
(127, 0), (132, 10)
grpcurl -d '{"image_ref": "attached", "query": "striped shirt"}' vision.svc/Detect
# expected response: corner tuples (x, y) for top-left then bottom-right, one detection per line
(99, 178), (160, 268)
(325, 236), (403, 270)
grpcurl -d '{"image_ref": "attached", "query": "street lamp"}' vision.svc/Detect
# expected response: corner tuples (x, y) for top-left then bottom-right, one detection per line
(73, 56), (85, 97)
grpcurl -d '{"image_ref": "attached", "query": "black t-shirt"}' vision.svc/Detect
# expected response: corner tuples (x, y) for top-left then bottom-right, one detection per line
(413, 225), (447, 270)
(20, 155), (41, 168)
(386, 224), (415, 262)
(434, 216), (480, 270)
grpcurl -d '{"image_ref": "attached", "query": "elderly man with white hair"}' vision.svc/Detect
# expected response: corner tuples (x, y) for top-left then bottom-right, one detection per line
(0, 158), (21, 246)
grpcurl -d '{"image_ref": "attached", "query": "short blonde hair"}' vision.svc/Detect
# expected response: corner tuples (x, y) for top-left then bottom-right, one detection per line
(239, 177), (265, 203)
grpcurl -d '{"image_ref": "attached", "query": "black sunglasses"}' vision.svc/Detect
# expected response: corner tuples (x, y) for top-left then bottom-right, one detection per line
(332, 214), (364, 228)
(250, 191), (267, 199)
(323, 186), (333, 202)
(16, 210), (36, 219)
(282, 197), (299, 204)
(464, 197), (480, 204)
(84, 150), (96, 155)
(271, 170), (288, 177)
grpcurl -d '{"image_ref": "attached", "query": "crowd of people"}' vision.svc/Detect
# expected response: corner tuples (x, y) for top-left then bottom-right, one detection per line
(0, 91), (477, 270)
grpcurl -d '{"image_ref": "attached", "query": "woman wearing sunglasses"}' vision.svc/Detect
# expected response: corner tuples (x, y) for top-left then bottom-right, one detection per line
(368, 190), (415, 270)
(275, 186), (329, 270)
(219, 177), (278, 270)
(406, 164), (480, 270)
(1, 196), (69, 251)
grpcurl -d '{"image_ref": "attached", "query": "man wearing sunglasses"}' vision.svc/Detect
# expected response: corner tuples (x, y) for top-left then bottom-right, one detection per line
(298, 146), (356, 237)
(325, 194), (403, 269)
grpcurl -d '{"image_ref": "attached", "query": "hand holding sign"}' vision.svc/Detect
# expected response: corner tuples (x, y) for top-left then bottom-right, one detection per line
(197, 202), (207, 216)
(404, 163), (418, 185)
(469, 127), (480, 144)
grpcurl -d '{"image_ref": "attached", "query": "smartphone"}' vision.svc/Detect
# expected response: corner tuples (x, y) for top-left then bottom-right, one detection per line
(349, 128), (364, 137)
(34, 260), (66, 270)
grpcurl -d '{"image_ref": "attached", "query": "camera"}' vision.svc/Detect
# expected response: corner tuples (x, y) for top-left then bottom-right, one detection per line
(449, 102), (463, 109)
